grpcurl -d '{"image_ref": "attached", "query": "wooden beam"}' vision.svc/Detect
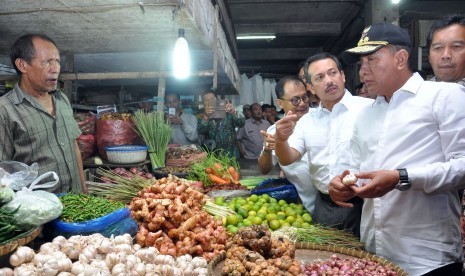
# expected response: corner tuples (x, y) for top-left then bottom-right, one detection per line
(0, 71), (215, 81)
(216, 0), (239, 59)
(235, 22), (341, 35)
(238, 48), (321, 60)
(229, 0), (364, 4)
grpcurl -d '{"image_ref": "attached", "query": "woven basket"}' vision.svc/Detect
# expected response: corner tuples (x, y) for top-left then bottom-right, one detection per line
(208, 242), (408, 276)
(0, 227), (41, 256)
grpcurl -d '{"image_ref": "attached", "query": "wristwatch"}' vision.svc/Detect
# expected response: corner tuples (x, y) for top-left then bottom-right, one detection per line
(396, 168), (411, 191)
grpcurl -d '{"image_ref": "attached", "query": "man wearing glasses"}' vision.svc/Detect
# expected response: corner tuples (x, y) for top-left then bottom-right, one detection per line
(275, 52), (373, 236)
(298, 60), (320, 108)
(258, 75), (318, 215)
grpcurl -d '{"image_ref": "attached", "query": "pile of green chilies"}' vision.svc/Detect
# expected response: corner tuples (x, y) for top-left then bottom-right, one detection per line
(59, 193), (125, 223)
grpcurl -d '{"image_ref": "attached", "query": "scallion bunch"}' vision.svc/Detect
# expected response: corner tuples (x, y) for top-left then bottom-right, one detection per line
(133, 110), (173, 169)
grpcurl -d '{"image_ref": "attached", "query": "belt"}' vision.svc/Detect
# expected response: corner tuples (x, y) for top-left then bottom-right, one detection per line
(319, 191), (363, 205)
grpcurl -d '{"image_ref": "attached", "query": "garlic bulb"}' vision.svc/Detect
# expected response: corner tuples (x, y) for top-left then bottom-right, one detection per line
(132, 244), (142, 251)
(191, 257), (207, 268)
(115, 243), (133, 254)
(126, 254), (141, 269)
(71, 261), (86, 275)
(154, 255), (175, 266)
(0, 267), (13, 276)
(131, 263), (146, 276)
(156, 264), (183, 276)
(61, 242), (81, 260)
(10, 246), (35, 266)
(176, 254), (192, 264)
(193, 267), (208, 276)
(39, 242), (60, 254)
(79, 246), (97, 264)
(342, 172), (358, 186)
(57, 272), (74, 276)
(111, 263), (129, 276)
(135, 248), (157, 263)
(14, 263), (37, 276)
(40, 258), (60, 276)
(52, 236), (67, 248)
(95, 238), (113, 254)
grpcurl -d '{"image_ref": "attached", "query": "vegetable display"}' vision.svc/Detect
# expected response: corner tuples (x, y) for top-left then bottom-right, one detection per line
(188, 151), (240, 186)
(59, 194), (125, 223)
(7, 233), (209, 275)
(129, 175), (229, 261)
(133, 110), (173, 169)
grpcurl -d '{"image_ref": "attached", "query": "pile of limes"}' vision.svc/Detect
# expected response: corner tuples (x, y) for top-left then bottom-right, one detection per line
(214, 194), (312, 233)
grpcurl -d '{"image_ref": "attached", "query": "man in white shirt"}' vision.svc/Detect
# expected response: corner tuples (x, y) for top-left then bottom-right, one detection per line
(258, 75), (318, 215)
(165, 93), (198, 145)
(330, 22), (465, 275)
(274, 53), (373, 236)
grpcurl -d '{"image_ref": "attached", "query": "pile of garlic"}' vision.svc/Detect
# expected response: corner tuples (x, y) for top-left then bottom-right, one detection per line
(5, 233), (208, 276)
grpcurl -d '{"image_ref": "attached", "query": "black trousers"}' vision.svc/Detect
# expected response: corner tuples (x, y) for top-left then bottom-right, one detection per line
(421, 262), (462, 276)
(313, 192), (363, 237)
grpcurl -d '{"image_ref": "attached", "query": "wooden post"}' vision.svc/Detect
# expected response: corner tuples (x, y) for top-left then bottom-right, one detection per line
(212, 5), (219, 91)
(63, 53), (74, 100)
(157, 77), (166, 112)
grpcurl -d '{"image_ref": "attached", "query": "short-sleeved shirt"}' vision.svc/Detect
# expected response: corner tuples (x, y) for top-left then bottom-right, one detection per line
(237, 118), (271, 159)
(170, 112), (199, 145)
(0, 82), (82, 193)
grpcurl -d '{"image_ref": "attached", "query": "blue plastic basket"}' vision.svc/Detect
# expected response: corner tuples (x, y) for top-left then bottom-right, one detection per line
(251, 178), (299, 203)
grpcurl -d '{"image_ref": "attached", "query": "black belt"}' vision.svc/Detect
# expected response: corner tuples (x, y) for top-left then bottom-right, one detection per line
(319, 191), (363, 205)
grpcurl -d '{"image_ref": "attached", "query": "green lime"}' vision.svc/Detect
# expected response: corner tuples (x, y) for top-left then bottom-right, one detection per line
(260, 194), (270, 202)
(237, 222), (244, 228)
(237, 208), (248, 218)
(258, 198), (268, 204)
(243, 219), (252, 226)
(226, 214), (239, 226)
(269, 197), (278, 204)
(252, 204), (261, 212)
(248, 210), (257, 217)
(269, 220), (281, 231)
(285, 216), (296, 224)
(295, 208), (304, 216)
(281, 221), (291, 228)
(257, 212), (267, 221)
(252, 217), (263, 225)
(278, 199), (287, 206)
(257, 209), (268, 216)
(235, 214), (244, 223)
(248, 194), (259, 202)
(266, 213), (278, 222)
(214, 196), (226, 205)
(285, 209), (297, 217)
(301, 222), (312, 228)
(302, 213), (313, 224)
(292, 221), (302, 228)
(227, 225), (238, 234)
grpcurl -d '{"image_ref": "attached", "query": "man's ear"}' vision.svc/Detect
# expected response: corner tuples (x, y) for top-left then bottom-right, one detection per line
(15, 58), (28, 74)
(396, 49), (409, 70)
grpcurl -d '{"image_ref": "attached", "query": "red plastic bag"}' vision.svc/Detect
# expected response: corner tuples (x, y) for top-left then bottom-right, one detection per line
(75, 112), (96, 135)
(77, 134), (96, 160)
(96, 118), (140, 160)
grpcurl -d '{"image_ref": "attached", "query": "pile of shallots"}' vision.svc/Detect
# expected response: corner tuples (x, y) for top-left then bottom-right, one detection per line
(3, 233), (208, 276)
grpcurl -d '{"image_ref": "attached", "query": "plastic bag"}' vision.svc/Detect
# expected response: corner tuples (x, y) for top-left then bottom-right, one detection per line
(0, 161), (39, 191)
(77, 134), (96, 160)
(75, 112), (96, 135)
(96, 117), (140, 160)
(251, 178), (300, 203)
(1, 171), (62, 229)
(43, 208), (138, 239)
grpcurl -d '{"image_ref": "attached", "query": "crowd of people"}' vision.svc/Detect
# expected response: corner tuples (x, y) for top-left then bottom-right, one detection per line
(1, 12), (464, 276)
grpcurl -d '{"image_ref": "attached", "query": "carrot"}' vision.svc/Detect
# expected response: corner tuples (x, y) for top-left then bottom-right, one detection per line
(228, 166), (240, 184)
(205, 167), (213, 174)
(213, 162), (223, 171)
(208, 173), (229, 185)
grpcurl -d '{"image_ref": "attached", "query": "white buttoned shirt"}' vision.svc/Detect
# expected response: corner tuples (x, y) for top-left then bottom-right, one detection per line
(287, 90), (373, 194)
(350, 73), (465, 275)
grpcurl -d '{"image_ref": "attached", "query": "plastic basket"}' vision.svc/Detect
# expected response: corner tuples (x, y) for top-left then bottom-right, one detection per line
(105, 145), (148, 164)
(43, 208), (138, 239)
(251, 178), (299, 203)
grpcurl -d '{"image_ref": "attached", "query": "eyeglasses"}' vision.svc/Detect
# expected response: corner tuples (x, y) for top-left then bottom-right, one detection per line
(281, 94), (310, 106)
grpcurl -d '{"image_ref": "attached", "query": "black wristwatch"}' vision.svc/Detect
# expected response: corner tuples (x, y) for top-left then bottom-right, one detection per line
(396, 168), (411, 191)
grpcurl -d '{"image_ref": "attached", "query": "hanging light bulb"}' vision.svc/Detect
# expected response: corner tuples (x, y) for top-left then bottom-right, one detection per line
(173, 28), (190, 79)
